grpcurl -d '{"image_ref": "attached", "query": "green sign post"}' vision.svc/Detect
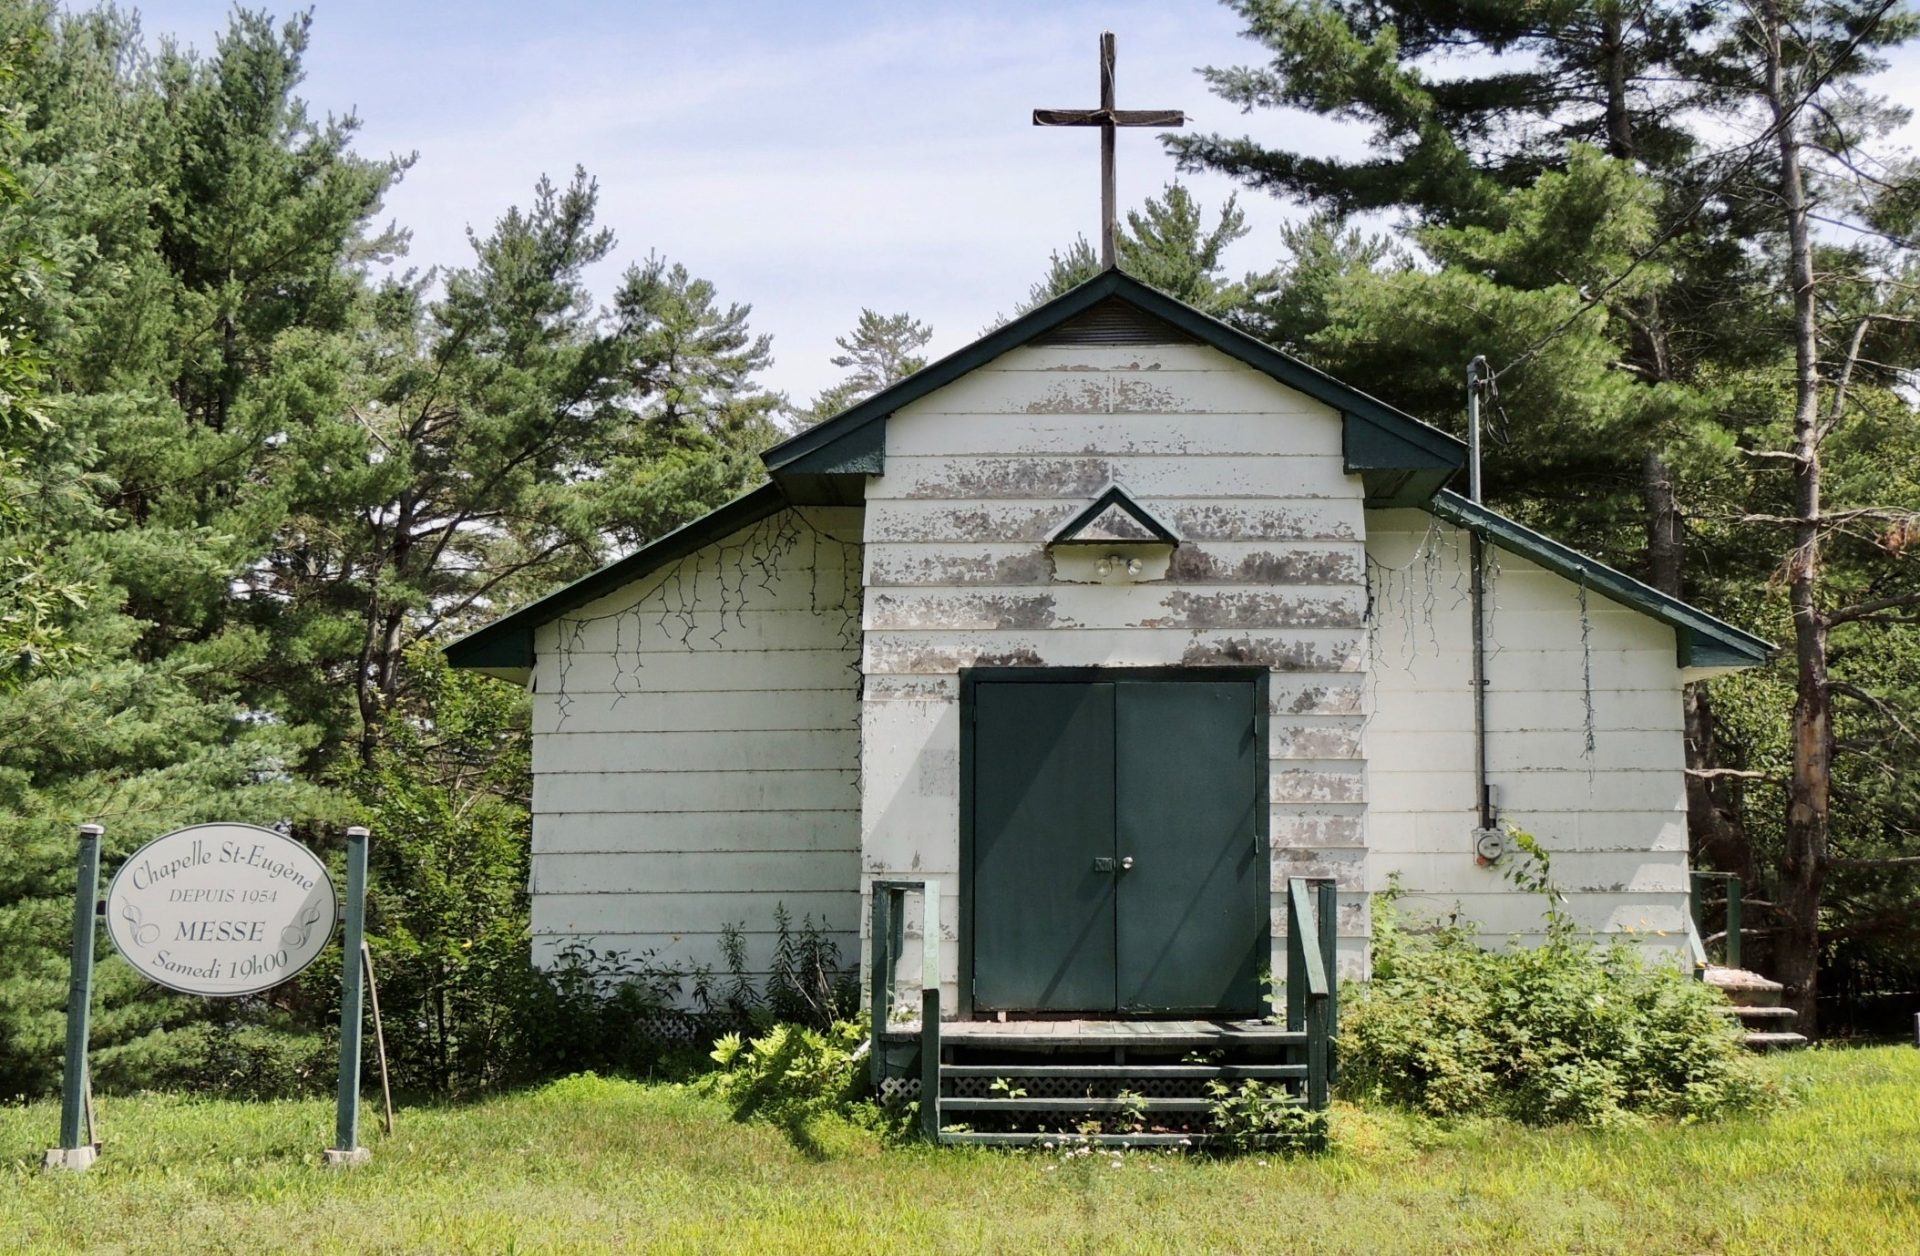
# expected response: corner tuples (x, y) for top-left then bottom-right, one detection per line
(324, 825), (372, 1167)
(42, 820), (377, 1172)
(43, 824), (103, 1172)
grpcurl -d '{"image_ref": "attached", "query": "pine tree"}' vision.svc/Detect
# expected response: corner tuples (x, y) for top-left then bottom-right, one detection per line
(1014, 184), (1278, 323)
(792, 309), (931, 427)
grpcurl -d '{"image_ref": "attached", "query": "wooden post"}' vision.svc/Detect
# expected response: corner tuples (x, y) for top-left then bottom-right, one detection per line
(1097, 31), (1117, 268)
(326, 826), (370, 1166)
(44, 824), (103, 1172)
(919, 985), (941, 1143)
(1726, 876), (1744, 971)
(1306, 990), (1330, 1112)
(868, 886), (891, 1088)
(1285, 881), (1305, 1032)
(362, 940), (394, 1136)
(1315, 878), (1340, 1083)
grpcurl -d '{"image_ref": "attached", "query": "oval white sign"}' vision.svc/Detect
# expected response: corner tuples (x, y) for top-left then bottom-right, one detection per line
(105, 823), (337, 997)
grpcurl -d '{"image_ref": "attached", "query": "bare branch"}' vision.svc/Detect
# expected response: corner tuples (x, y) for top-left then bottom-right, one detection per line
(1828, 591), (1920, 626)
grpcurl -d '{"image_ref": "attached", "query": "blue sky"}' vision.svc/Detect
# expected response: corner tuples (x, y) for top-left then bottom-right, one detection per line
(123, 1), (1920, 407)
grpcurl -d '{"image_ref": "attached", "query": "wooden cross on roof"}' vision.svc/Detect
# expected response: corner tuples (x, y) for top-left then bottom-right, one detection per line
(1033, 32), (1185, 270)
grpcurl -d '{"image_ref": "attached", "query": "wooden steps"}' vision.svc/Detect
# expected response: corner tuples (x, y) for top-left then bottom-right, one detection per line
(914, 1017), (1324, 1147)
(940, 1062), (1307, 1080)
(944, 1096), (1224, 1114)
(944, 1131), (1231, 1148)
(869, 878), (1339, 1150)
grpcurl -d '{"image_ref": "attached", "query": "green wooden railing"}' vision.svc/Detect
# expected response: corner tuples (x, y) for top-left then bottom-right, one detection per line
(1689, 871), (1744, 971)
(1284, 876), (1339, 1109)
(868, 879), (940, 1141)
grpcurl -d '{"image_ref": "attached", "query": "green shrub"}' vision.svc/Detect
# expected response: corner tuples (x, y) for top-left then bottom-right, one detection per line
(1339, 836), (1783, 1127)
(1205, 1079), (1328, 1153)
(699, 1018), (887, 1151)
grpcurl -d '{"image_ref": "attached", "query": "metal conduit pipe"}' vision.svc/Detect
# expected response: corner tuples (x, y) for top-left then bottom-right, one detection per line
(1467, 357), (1500, 849)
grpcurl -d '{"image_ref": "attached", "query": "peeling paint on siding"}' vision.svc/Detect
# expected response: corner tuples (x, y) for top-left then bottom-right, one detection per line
(894, 457), (1114, 499)
(867, 591), (1060, 631)
(1170, 503), (1359, 542)
(1147, 590), (1363, 631)
(1167, 546), (1361, 586)
(1182, 634), (1363, 671)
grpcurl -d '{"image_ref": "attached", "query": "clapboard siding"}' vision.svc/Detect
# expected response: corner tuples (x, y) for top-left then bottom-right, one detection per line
(1364, 510), (1688, 950)
(865, 498), (1364, 544)
(533, 811), (860, 855)
(862, 341), (1373, 1006)
(876, 454), (1354, 500)
(527, 506), (864, 989)
(864, 629), (1368, 675)
(865, 541), (1364, 588)
(885, 413), (1342, 457)
(864, 585), (1367, 631)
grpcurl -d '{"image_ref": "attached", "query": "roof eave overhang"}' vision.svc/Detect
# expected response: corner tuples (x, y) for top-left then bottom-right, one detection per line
(761, 270), (1468, 501)
(1425, 490), (1775, 672)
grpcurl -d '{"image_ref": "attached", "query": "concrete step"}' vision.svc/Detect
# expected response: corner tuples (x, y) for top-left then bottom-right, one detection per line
(1703, 965), (1785, 1008)
(1728, 1005), (1798, 1024)
(1743, 1031), (1810, 1051)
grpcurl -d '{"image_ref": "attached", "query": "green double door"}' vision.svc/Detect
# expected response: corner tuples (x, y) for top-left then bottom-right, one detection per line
(968, 675), (1266, 1015)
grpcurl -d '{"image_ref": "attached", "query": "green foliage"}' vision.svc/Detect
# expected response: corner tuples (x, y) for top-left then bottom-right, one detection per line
(701, 1018), (883, 1150)
(0, 1), (790, 1100)
(352, 647), (537, 1093)
(1016, 183), (1278, 324)
(1204, 1078), (1326, 1154)
(763, 904), (860, 1030)
(1341, 848), (1783, 1127)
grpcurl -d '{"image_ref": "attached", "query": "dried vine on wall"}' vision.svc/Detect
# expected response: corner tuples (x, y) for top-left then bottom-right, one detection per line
(548, 510), (864, 738)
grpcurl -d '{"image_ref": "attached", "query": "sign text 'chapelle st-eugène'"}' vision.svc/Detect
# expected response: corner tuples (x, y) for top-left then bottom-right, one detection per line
(105, 822), (337, 997)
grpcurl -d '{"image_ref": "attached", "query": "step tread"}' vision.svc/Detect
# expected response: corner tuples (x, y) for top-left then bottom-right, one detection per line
(884, 1020), (1305, 1049)
(1727, 1005), (1798, 1021)
(941, 1063), (1306, 1079)
(1743, 1031), (1810, 1050)
(941, 1096), (1233, 1113)
(940, 1132), (1216, 1148)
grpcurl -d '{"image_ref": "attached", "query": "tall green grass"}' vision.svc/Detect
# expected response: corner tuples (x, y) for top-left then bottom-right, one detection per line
(3, 1047), (1915, 1254)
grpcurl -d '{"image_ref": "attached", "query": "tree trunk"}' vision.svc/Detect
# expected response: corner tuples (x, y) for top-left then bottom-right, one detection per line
(1600, 6), (1635, 161)
(1644, 451), (1755, 887)
(1764, 0), (1832, 1033)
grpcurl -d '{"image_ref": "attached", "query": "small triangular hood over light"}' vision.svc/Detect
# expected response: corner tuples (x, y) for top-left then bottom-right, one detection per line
(1047, 485), (1180, 548)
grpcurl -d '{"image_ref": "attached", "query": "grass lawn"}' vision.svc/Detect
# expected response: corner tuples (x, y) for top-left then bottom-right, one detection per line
(2, 1046), (1916, 1254)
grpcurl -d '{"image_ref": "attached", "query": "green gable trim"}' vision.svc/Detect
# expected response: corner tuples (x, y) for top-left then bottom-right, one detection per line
(443, 482), (787, 676)
(761, 269), (1467, 483)
(1049, 484), (1181, 547)
(777, 416), (885, 477)
(1425, 490), (1773, 671)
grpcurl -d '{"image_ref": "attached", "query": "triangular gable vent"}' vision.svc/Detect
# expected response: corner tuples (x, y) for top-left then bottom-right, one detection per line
(1048, 485), (1180, 547)
(1030, 294), (1200, 347)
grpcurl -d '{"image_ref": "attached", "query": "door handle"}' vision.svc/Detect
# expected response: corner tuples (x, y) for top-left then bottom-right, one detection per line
(1119, 856), (1134, 871)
